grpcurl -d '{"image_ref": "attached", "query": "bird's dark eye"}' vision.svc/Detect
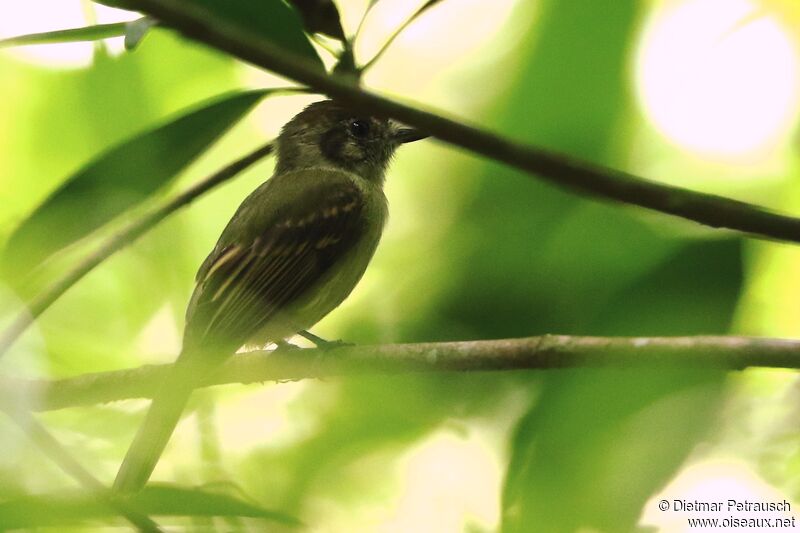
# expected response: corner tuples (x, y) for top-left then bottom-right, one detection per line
(349, 119), (370, 138)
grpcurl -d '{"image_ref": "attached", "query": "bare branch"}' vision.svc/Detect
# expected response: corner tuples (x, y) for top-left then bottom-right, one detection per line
(0, 142), (274, 358)
(14, 335), (800, 412)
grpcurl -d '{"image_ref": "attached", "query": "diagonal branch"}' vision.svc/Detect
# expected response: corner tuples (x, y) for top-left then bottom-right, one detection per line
(0, 403), (163, 531)
(12, 335), (800, 412)
(358, 0), (444, 72)
(118, 0), (800, 245)
(0, 142), (274, 358)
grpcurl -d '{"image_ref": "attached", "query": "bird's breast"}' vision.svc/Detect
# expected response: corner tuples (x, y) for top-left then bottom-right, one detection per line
(289, 187), (387, 326)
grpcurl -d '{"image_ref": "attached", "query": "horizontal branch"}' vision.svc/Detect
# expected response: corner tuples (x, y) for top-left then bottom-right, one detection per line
(125, 0), (800, 244)
(12, 335), (800, 411)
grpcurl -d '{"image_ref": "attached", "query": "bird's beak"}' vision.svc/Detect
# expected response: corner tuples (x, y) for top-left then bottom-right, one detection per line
(393, 127), (428, 144)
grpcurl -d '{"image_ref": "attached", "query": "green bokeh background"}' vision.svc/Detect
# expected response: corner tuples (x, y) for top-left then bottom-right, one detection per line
(1, 0), (799, 531)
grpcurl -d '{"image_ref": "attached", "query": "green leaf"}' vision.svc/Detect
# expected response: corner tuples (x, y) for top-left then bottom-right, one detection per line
(177, 0), (323, 69)
(135, 484), (301, 524)
(0, 23), (127, 48)
(3, 89), (270, 275)
(502, 368), (725, 533)
(0, 484), (302, 528)
(287, 0), (347, 41)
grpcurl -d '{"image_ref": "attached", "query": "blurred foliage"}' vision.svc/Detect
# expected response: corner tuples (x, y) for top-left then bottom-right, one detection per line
(3, 89), (269, 280)
(0, 483), (301, 528)
(288, 0), (347, 42)
(0, 0), (797, 531)
(188, 0), (324, 69)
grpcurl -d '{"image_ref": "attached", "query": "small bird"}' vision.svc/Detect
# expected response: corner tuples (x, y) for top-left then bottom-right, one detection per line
(113, 100), (426, 493)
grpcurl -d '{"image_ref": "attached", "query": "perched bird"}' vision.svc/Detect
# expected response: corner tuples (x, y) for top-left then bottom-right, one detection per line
(113, 100), (426, 493)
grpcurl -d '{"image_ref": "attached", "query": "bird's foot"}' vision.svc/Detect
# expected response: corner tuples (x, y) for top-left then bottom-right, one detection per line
(298, 330), (353, 351)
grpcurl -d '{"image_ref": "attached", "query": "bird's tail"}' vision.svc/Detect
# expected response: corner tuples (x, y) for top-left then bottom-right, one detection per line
(113, 354), (203, 494)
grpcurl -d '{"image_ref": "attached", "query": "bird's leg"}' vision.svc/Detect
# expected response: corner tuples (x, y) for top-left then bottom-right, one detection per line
(298, 330), (353, 351)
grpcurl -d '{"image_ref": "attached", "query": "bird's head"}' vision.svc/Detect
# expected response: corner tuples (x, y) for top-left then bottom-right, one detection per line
(275, 100), (426, 183)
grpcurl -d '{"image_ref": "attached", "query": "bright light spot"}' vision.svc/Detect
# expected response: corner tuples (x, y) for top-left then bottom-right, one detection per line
(376, 428), (501, 533)
(215, 381), (313, 453)
(152, 380), (314, 484)
(355, 0), (523, 106)
(636, 0), (800, 161)
(0, 0), (136, 68)
(640, 459), (796, 531)
(0, 1), (93, 68)
(135, 304), (182, 362)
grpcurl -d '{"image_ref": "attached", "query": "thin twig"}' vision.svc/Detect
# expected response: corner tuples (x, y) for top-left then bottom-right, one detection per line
(121, 0), (800, 246)
(11, 335), (800, 412)
(351, 7), (370, 46)
(351, 0), (382, 52)
(358, 0), (443, 72)
(0, 402), (163, 532)
(0, 141), (274, 359)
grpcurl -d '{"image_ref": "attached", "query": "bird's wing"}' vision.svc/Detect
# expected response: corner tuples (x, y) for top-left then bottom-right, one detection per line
(184, 169), (366, 353)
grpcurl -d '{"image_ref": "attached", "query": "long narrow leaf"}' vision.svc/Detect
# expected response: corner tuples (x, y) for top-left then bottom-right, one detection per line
(92, 0), (323, 69)
(0, 23), (128, 48)
(3, 89), (271, 275)
(0, 484), (301, 528)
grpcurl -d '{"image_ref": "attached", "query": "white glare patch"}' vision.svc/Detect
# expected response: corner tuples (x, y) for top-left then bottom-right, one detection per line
(215, 381), (313, 453)
(0, 1), (137, 68)
(377, 428), (501, 533)
(640, 459), (796, 531)
(635, 0), (800, 161)
(134, 304), (182, 362)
